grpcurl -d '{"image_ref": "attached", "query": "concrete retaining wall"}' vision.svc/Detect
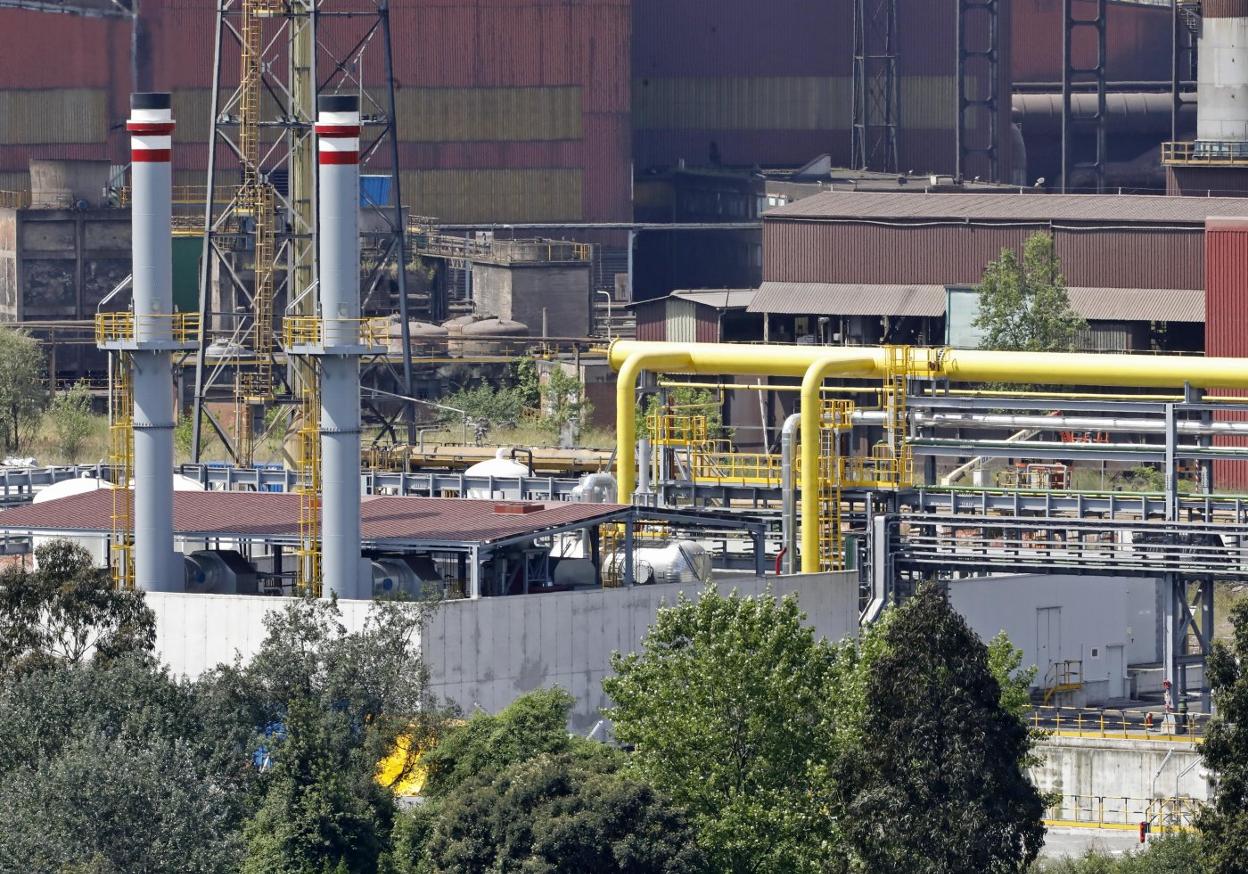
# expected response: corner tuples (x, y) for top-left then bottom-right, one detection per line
(1033, 735), (1211, 815)
(146, 571), (860, 732)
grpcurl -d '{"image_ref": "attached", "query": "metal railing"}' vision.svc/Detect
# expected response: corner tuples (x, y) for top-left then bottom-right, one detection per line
(1162, 140), (1248, 167)
(407, 224), (592, 264)
(1029, 705), (1209, 742)
(282, 316), (390, 349)
(1045, 794), (1202, 832)
(94, 312), (200, 345)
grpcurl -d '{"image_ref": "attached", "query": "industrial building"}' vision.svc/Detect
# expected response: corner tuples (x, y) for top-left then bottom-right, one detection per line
(4, 8), (1248, 839)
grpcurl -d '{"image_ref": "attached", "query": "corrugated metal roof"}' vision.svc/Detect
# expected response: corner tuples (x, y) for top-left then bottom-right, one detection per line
(1065, 287), (1204, 323)
(670, 288), (757, 309)
(0, 491), (627, 546)
(749, 281), (1204, 322)
(765, 191), (1248, 224)
(749, 282), (947, 316)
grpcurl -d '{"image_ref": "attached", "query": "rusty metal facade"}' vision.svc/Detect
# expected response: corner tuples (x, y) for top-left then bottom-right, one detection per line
(1205, 218), (1248, 488)
(764, 218), (1206, 290)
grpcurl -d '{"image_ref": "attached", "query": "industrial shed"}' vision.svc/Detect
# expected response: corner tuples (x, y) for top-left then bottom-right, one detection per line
(756, 191), (1248, 350)
(631, 288), (760, 343)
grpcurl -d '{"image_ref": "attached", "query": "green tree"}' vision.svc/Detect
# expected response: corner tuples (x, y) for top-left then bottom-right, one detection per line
(1198, 597), (1248, 874)
(0, 326), (47, 451)
(603, 587), (844, 874)
(835, 583), (1046, 874)
(420, 687), (585, 798)
(241, 597), (443, 874)
(975, 232), (1087, 353)
(0, 656), (259, 874)
(0, 539), (155, 675)
(420, 751), (708, 874)
(47, 380), (97, 463)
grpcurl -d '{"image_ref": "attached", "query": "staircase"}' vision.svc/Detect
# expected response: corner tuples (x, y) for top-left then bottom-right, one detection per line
(592, 296), (635, 340)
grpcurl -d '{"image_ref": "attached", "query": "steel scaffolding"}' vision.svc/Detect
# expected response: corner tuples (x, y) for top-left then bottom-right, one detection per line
(190, 0), (414, 465)
(851, 0), (900, 172)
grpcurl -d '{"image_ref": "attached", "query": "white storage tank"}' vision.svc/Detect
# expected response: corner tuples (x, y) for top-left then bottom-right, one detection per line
(614, 540), (713, 586)
(464, 448), (530, 499)
(571, 472), (618, 504)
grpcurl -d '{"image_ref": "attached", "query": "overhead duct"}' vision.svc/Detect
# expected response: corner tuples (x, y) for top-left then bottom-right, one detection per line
(316, 94), (366, 599)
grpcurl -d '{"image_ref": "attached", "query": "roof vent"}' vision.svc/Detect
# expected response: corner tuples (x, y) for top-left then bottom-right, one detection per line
(493, 502), (543, 515)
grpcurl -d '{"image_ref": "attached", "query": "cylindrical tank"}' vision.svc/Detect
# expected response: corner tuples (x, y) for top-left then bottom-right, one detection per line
(1198, 3), (1248, 148)
(610, 540), (712, 586)
(464, 448), (530, 499)
(633, 541), (712, 586)
(460, 318), (528, 355)
(388, 319), (448, 353)
(182, 549), (257, 594)
(371, 557), (421, 598)
(551, 557), (597, 588)
(571, 472), (618, 504)
(441, 314), (482, 356)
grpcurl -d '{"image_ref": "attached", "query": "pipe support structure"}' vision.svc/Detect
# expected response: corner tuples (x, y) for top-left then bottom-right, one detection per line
(609, 340), (1248, 574)
(615, 349), (693, 501)
(127, 92), (178, 592)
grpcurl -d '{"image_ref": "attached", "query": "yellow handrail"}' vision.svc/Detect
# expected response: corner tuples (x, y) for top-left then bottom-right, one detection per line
(1045, 793), (1202, 832)
(94, 312), (200, 345)
(282, 316), (390, 349)
(1028, 705), (1207, 742)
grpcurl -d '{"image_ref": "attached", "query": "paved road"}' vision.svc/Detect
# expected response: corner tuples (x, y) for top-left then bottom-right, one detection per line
(1041, 827), (1142, 859)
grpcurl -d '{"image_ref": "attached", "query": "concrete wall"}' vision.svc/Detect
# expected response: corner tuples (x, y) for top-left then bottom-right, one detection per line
(146, 571), (860, 731)
(1033, 735), (1211, 817)
(949, 575), (1162, 705)
(472, 261), (591, 338)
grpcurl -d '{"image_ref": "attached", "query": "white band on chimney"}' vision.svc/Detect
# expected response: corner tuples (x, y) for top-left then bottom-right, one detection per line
(131, 106), (173, 123)
(318, 110), (360, 126)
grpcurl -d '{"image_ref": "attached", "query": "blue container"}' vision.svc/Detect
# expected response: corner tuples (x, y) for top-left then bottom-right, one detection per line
(360, 175), (392, 208)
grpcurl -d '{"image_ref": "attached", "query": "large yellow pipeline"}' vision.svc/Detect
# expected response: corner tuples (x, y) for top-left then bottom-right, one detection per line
(800, 357), (880, 571)
(609, 340), (1248, 574)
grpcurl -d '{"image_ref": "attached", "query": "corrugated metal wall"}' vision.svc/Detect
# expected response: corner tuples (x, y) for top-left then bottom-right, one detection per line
(634, 299), (667, 341)
(632, 0), (1009, 179)
(1206, 220), (1248, 489)
(1012, 0), (1174, 84)
(0, 0), (632, 225)
(763, 219), (1205, 290)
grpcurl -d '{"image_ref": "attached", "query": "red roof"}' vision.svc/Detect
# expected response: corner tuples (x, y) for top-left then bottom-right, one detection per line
(0, 491), (626, 546)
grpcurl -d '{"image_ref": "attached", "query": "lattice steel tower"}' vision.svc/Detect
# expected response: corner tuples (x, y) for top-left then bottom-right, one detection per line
(190, 0), (414, 466)
(851, 0), (901, 173)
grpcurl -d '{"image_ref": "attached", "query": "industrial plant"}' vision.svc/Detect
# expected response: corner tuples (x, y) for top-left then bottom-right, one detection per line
(4, 0), (1248, 855)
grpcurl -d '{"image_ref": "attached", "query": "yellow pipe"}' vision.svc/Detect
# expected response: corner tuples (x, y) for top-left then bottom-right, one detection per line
(609, 340), (1248, 390)
(616, 348), (694, 499)
(800, 357), (881, 574)
(657, 380), (882, 394)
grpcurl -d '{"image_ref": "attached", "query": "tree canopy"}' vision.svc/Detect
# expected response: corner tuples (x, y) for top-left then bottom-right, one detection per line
(1198, 597), (1248, 874)
(0, 326), (47, 452)
(835, 583), (1047, 874)
(975, 232), (1087, 353)
(0, 539), (155, 675)
(604, 587), (845, 874)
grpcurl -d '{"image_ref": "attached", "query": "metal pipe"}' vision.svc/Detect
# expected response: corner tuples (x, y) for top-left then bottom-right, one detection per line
(315, 94), (364, 599)
(609, 341), (1248, 391)
(780, 413), (800, 574)
(127, 92), (178, 592)
(918, 411), (1248, 435)
(615, 349), (692, 500)
(801, 357), (878, 574)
